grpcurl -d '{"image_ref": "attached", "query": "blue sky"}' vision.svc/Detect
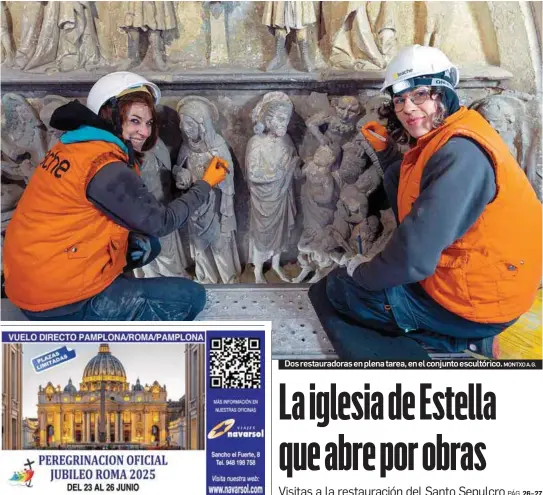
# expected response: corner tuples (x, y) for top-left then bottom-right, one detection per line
(21, 343), (186, 418)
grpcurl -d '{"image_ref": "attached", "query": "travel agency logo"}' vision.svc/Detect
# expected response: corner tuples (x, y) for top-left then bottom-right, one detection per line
(208, 419), (236, 439)
(8, 459), (35, 488)
(208, 419), (264, 440)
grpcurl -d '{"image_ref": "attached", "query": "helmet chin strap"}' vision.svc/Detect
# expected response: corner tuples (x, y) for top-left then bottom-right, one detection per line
(110, 97), (136, 168)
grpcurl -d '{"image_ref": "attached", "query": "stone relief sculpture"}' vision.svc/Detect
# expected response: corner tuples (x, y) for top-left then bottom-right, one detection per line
(330, 1), (397, 70)
(55, 2), (104, 72)
(13, 2), (103, 73)
(305, 95), (361, 158)
(420, 1), (457, 48)
(0, 1), (15, 66)
(134, 138), (191, 279)
(174, 96), (241, 284)
(357, 95), (389, 127)
(0, 93), (47, 184)
(335, 118), (385, 187)
(471, 92), (543, 201)
(118, 1), (176, 71)
(14, 1), (60, 71)
(262, 1), (317, 72)
(206, 1), (230, 66)
(246, 92), (301, 283)
(292, 145), (337, 283)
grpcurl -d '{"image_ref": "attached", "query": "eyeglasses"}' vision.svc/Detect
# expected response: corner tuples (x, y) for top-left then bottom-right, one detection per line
(392, 88), (434, 112)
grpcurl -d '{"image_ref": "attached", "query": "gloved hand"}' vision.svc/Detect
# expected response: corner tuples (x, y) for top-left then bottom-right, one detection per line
(346, 253), (372, 277)
(360, 121), (389, 152)
(202, 156), (229, 187)
(128, 234), (152, 264)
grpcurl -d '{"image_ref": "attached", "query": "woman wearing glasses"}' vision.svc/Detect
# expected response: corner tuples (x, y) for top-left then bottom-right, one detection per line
(309, 44), (542, 359)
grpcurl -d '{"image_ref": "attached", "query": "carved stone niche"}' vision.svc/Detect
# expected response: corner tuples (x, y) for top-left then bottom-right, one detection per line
(2, 68), (538, 285)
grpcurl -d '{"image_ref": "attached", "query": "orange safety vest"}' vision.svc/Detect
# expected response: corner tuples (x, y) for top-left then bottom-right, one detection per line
(397, 107), (542, 323)
(4, 140), (135, 311)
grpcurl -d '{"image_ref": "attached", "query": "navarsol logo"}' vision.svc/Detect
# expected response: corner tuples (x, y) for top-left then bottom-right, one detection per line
(8, 459), (35, 488)
(208, 419), (236, 439)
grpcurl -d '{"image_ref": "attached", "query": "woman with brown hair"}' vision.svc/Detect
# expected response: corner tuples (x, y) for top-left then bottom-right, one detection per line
(3, 72), (228, 321)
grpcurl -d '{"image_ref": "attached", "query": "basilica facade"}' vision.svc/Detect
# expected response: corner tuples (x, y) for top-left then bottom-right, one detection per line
(37, 344), (169, 448)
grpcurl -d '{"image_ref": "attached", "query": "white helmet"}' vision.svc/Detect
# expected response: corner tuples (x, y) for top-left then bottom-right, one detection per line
(381, 45), (459, 95)
(86, 71), (161, 115)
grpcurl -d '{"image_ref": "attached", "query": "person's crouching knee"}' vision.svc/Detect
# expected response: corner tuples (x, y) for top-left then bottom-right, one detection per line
(326, 267), (351, 310)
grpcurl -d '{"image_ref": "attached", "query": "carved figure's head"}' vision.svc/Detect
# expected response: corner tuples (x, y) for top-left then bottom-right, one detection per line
(334, 96), (360, 123)
(313, 145), (337, 169)
(252, 92), (293, 137)
(177, 96), (220, 151)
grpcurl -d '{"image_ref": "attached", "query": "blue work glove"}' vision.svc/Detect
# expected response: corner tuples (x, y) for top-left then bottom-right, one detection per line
(128, 234), (152, 264)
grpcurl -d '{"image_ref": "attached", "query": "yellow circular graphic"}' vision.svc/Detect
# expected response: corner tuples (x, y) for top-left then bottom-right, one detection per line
(208, 419), (236, 439)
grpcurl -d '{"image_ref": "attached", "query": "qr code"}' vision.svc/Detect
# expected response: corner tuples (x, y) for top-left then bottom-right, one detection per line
(209, 338), (261, 389)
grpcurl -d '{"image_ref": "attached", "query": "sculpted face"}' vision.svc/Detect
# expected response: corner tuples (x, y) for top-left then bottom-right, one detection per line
(122, 102), (153, 152)
(179, 114), (201, 142)
(265, 105), (292, 137)
(313, 146), (336, 168)
(335, 97), (360, 123)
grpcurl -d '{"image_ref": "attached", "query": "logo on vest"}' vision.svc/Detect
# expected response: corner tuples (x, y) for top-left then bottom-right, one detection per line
(40, 150), (71, 179)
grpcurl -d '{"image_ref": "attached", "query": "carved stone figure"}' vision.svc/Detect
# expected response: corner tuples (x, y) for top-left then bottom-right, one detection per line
(313, 184), (378, 268)
(357, 95), (389, 127)
(1, 94), (47, 184)
(14, 2), (103, 73)
(306, 96), (361, 159)
(0, 1), (15, 66)
(246, 92), (301, 283)
(292, 227), (337, 284)
(297, 145), (337, 231)
(133, 138), (191, 279)
(292, 145), (337, 283)
(336, 122), (385, 187)
(471, 92), (542, 200)
(118, 1), (176, 71)
(14, 2), (59, 71)
(55, 2), (104, 72)
(207, 1), (229, 66)
(330, 1), (397, 70)
(174, 96), (240, 284)
(262, 1), (317, 72)
(420, 1), (457, 48)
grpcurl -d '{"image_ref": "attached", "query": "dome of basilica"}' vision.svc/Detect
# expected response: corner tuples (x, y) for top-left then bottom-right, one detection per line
(82, 344), (126, 385)
(64, 378), (77, 393)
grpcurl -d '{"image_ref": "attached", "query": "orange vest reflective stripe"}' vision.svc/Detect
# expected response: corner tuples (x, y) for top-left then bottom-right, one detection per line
(397, 107), (542, 323)
(4, 140), (134, 311)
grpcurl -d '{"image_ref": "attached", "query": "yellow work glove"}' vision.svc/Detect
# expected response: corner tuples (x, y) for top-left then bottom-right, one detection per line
(360, 121), (389, 152)
(202, 156), (229, 187)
